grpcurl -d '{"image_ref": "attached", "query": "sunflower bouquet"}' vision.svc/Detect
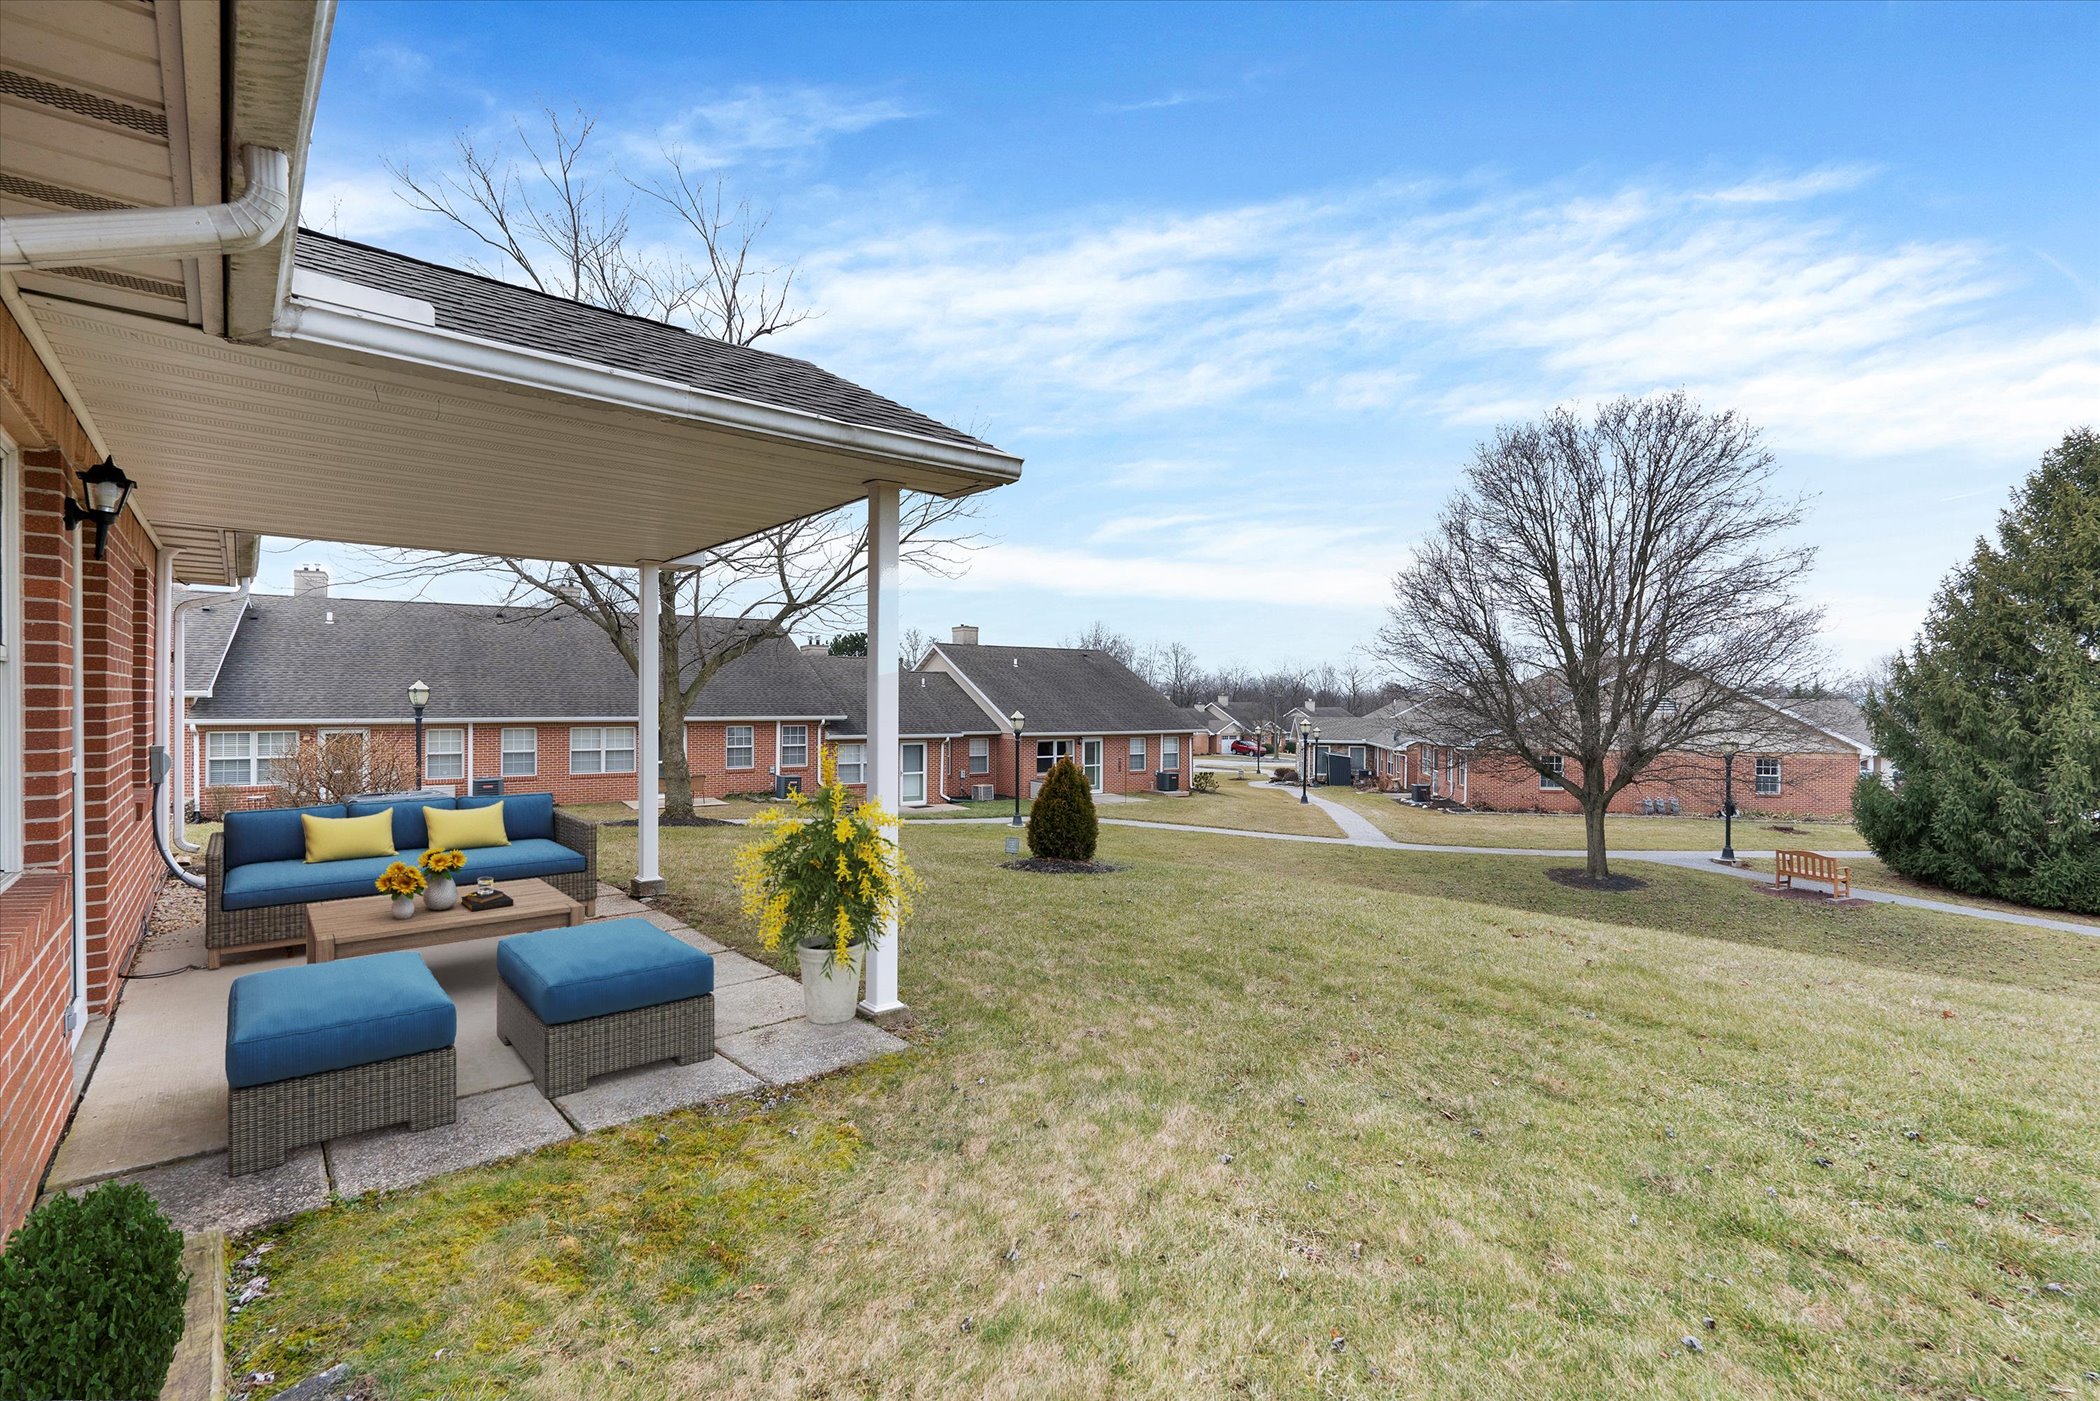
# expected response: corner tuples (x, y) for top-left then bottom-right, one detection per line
(420, 848), (467, 878)
(732, 744), (918, 971)
(375, 861), (427, 898)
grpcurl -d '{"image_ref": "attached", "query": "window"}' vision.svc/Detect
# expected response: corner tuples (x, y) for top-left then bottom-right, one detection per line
(426, 728), (466, 781)
(1755, 757), (1782, 796)
(1658, 698), (1679, 718)
(1128, 736), (1147, 771)
(1539, 754), (1564, 788)
(1161, 736), (1181, 772)
(0, 443), (20, 877)
(206, 730), (297, 787)
(778, 724), (809, 768)
(725, 725), (755, 769)
(569, 726), (636, 775)
(967, 737), (991, 774)
(835, 742), (866, 784)
(500, 727), (537, 777)
(1859, 755), (1872, 777)
(1036, 739), (1070, 774)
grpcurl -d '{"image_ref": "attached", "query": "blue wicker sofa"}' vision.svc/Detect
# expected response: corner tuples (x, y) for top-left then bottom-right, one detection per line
(204, 793), (597, 967)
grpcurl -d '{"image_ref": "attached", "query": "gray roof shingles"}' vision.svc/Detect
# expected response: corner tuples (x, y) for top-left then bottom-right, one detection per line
(933, 642), (1194, 735)
(803, 654), (999, 738)
(181, 593), (249, 695)
(294, 232), (990, 452)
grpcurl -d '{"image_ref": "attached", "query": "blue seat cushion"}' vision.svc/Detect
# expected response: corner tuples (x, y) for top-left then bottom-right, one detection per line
(226, 951), (455, 1089)
(220, 838), (587, 911)
(222, 804), (347, 868)
(457, 791), (555, 841)
(348, 796), (457, 851)
(498, 918), (714, 1026)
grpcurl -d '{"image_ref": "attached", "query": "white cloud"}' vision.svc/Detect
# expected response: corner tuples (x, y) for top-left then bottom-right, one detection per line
(1098, 90), (1216, 114)
(781, 172), (2099, 460)
(650, 86), (917, 168)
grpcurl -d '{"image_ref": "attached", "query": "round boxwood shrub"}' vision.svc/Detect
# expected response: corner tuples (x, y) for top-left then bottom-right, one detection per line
(0, 1181), (187, 1401)
(1028, 757), (1099, 862)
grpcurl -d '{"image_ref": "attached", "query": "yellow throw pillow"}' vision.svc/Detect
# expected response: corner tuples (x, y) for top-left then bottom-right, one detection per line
(425, 801), (509, 851)
(302, 810), (397, 864)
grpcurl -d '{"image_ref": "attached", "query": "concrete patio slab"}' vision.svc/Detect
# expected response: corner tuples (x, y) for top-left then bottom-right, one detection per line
(420, 936), (533, 1096)
(328, 1085), (572, 1198)
(716, 976), (806, 1038)
(707, 947), (777, 988)
(719, 1017), (907, 1086)
(83, 1149), (329, 1236)
(555, 1055), (764, 1132)
(641, 908), (726, 951)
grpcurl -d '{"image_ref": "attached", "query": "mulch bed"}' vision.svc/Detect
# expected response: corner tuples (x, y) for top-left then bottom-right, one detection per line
(1002, 857), (1123, 875)
(605, 815), (742, 828)
(1545, 867), (1650, 893)
(1756, 884), (1871, 907)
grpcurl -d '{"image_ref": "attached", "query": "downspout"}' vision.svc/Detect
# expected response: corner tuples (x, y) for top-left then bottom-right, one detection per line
(67, 531), (87, 1038)
(0, 147), (291, 270)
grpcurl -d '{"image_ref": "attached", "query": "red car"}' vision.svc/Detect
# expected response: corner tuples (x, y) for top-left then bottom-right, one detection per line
(1229, 737), (1265, 756)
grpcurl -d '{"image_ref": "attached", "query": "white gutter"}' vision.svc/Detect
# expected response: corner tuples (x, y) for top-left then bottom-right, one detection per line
(1, 147), (290, 271)
(275, 297), (1025, 487)
(67, 532), (87, 1039)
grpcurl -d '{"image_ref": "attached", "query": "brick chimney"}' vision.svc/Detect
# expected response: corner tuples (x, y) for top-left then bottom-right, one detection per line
(292, 565), (330, 598)
(951, 624), (979, 645)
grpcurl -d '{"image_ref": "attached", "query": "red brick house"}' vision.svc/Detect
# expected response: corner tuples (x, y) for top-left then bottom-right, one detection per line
(1, 0), (1023, 1235)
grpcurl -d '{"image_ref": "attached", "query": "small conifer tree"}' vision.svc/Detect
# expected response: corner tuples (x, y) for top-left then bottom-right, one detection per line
(1027, 757), (1100, 861)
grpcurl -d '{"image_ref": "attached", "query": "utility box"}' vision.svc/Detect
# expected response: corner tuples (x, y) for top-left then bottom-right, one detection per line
(1411, 783), (1431, 802)
(1154, 769), (1179, 793)
(970, 783), (996, 802)
(774, 773), (803, 799)
(472, 777), (505, 797)
(1325, 753), (1355, 788)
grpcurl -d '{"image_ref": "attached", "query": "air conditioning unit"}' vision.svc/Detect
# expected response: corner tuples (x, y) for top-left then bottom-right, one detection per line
(970, 783), (995, 802)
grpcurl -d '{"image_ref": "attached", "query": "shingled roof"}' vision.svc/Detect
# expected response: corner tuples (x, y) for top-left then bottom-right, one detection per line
(931, 642), (1193, 735)
(181, 592), (250, 696)
(804, 655), (1000, 738)
(295, 233), (989, 452)
(187, 594), (839, 723)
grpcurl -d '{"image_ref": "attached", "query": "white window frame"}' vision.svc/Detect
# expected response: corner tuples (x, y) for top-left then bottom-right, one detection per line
(725, 724), (756, 770)
(1161, 736), (1181, 772)
(1035, 738), (1070, 775)
(836, 741), (867, 785)
(1128, 736), (1147, 771)
(568, 725), (636, 775)
(967, 736), (990, 775)
(1755, 756), (1782, 796)
(778, 723), (809, 769)
(425, 726), (466, 781)
(0, 438), (22, 880)
(1540, 754), (1564, 788)
(500, 727), (538, 778)
(205, 729), (298, 787)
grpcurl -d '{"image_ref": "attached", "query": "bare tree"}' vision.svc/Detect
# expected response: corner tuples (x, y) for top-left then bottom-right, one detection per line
(270, 732), (418, 808)
(898, 627), (937, 668)
(1376, 393), (1820, 880)
(1065, 621), (1141, 670)
(1149, 641), (1205, 706)
(371, 110), (977, 819)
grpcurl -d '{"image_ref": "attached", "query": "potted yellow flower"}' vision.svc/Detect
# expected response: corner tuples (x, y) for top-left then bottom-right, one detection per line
(420, 848), (467, 911)
(374, 861), (426, 920)
(733, 746), (917, 1024)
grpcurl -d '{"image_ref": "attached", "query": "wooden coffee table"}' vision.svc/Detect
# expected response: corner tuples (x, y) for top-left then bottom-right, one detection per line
(305, 878), (583, 962)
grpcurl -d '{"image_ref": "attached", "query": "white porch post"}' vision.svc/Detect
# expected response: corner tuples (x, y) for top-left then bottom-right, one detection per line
(862, 482), (904, 1015)
(632, 561), (665, 897)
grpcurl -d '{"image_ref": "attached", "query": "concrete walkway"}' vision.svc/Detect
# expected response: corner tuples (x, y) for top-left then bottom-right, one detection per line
(925, 785), (2099, 940)
(47, 884), (906, 1236)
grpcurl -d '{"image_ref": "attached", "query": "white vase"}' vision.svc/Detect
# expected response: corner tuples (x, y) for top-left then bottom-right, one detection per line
(390, 895), (416, 921)
(797, 942), (866, 1025)
(425, 876), (458, 912)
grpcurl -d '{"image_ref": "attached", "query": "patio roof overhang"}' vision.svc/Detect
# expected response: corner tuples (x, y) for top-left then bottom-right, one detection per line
(20, 289), (1021, 570)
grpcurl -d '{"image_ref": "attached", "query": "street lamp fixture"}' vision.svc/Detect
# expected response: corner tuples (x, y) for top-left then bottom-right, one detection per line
(1298, 720), (1314, 804)
(1717, 740), (1740, 862)
(62, 457), (137, 560)
(408, 680), (432, 790)
(1009, 710), (1026, 826)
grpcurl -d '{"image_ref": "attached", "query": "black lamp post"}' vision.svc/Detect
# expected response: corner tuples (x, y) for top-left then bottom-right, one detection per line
(1718, 740), (1739, 862)
(408, 679), (431, 789)
(62, 457), (137, 560)
(1009, 710), (1026, 826)
(1298, 720), (1315, 804)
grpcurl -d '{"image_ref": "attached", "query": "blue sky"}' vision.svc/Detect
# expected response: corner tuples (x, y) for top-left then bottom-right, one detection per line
(284, 0), (2100, 675)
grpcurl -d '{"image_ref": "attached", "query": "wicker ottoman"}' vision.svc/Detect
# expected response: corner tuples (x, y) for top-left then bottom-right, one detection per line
(496, 918), (715, 1098)
(225, 951), (457, 1176)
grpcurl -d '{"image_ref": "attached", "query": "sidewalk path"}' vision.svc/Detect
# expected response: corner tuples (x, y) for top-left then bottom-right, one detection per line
(909, 787), (2099, 940)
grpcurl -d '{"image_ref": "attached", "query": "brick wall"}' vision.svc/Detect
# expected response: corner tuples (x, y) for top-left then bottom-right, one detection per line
(0, 875), (70, 1234)
(1461, 748), (1862, 819)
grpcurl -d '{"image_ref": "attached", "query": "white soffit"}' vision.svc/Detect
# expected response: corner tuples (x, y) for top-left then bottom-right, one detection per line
(25, 294), (1018, 568)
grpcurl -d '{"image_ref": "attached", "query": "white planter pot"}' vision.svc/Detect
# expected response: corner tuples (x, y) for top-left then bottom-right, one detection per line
(424, 876), (458, 912)
(389, 895), (416, 921)
(797, 942), (866, 1025)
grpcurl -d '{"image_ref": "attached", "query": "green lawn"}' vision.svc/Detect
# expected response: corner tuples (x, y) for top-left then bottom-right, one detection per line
(228, 822), (2099, 1398)
(1743, 855), (2100, 930)
(1325, 786), (1866, 852)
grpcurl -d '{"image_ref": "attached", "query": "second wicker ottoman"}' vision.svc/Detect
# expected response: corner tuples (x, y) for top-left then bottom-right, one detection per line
(496, 918), (716, 1097)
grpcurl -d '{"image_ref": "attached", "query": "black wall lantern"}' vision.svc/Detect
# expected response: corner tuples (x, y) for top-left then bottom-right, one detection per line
(63, 457), (137, 560)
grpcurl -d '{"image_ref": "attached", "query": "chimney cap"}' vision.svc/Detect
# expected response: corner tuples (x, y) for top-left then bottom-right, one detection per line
(950, 624), (980, 645)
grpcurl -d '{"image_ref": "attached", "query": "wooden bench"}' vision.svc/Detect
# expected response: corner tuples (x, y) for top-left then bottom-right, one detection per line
(1774, 849), (1850, 899)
